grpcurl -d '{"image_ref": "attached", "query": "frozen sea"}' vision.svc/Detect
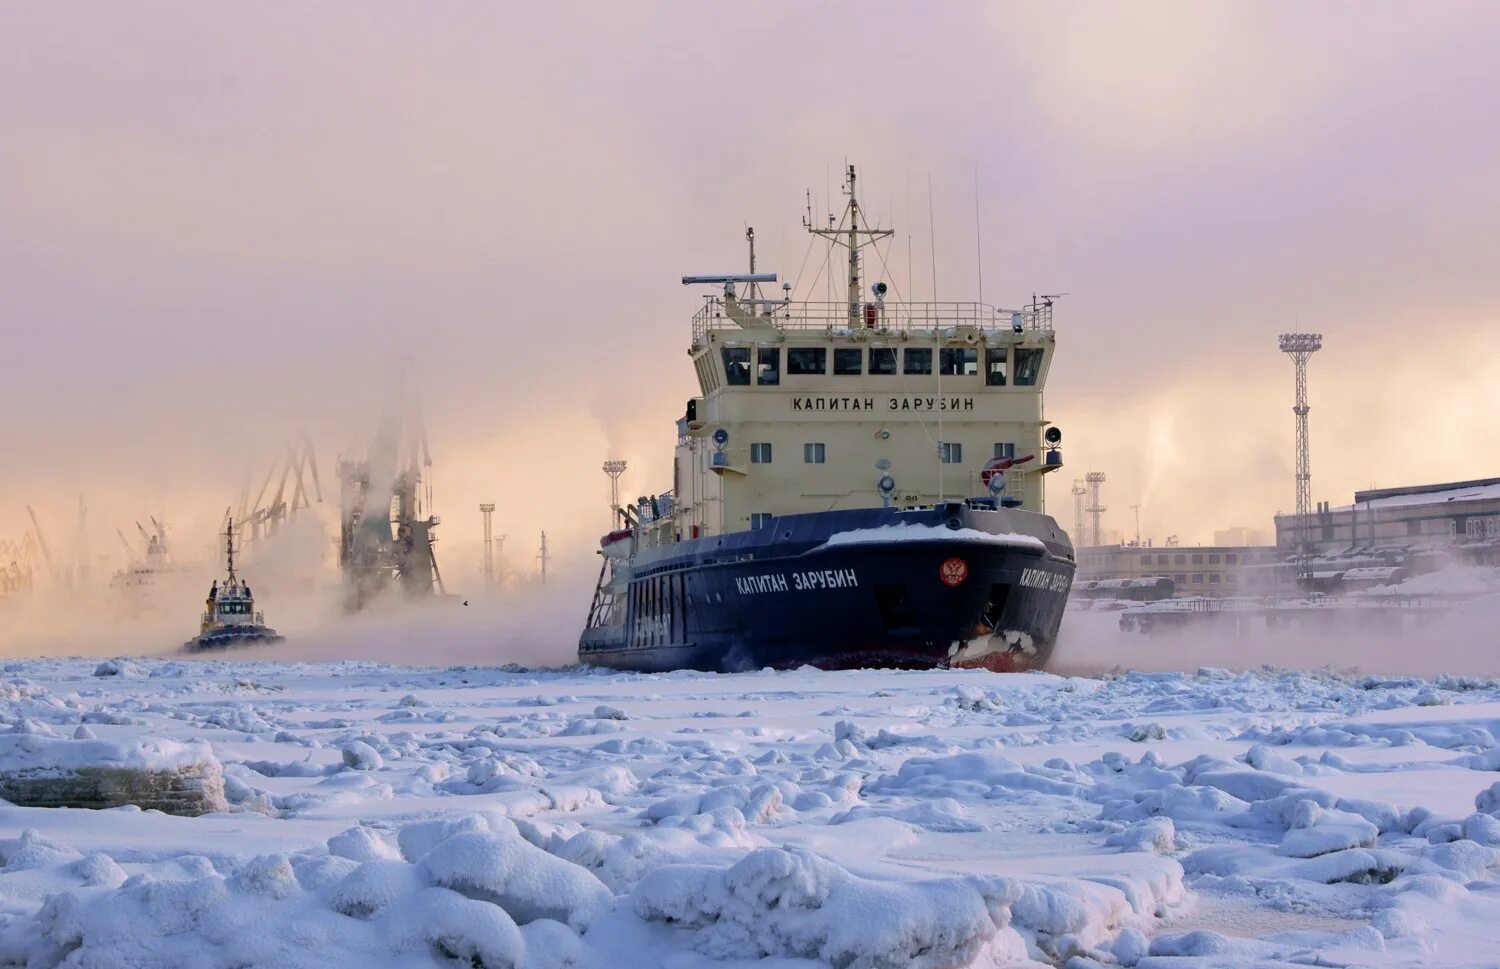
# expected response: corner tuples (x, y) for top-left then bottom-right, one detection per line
(7, 632), (1500, 966)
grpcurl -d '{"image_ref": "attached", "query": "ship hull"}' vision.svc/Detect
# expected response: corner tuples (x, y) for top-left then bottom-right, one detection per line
(580, 504), (1074, 674)
(182, 625), (284, 653)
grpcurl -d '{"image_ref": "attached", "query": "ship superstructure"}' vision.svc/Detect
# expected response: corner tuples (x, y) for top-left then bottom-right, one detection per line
(109, 517), (191, 613)
(582, 166), (1076, 673)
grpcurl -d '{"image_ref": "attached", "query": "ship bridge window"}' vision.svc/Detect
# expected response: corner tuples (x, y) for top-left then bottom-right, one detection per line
(1014, 347), (1044, 386)
(939, 347), (978, 376)
(757, 347), (780, 385)
(903, 347), (932, 375)
(870, 347), (897, 375)
(787, 347), (826, 375)
(804, 442), (826, 464)
(750, 442), (773, 463)
(985, 348), (1009, 386)
(721, 347), (751, 385)
(994, 442), (1015, 460)
(939, 442), (963, 463)
(834, 348), (863, 375)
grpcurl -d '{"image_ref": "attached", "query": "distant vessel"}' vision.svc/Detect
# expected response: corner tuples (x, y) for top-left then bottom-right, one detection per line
(581, 165), (1076, 673)
(110, 517), (190, 613)
(183, 519), (284, 651)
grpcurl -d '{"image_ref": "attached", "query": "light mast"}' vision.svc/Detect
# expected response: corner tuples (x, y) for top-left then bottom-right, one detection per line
(806, 165), (895, 325)
(224, 517), (237, 584)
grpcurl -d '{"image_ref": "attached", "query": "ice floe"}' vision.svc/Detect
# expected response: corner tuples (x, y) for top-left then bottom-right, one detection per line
(0, 660), (1499, 965)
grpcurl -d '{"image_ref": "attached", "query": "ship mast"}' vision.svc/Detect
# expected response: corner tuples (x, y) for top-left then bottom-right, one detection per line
(225, 517), (237, 584)
(805, 165), (894, 325)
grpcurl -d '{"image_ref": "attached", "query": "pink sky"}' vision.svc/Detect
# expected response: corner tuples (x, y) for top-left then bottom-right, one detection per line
(3, 2), (1498, 585)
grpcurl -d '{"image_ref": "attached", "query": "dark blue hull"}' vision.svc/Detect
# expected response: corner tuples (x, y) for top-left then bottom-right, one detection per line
(183, 625), (284, 653)
(579, 502), (1075, 673)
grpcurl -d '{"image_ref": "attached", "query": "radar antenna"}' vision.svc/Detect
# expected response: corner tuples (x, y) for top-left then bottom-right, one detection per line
(1030, 293), (1069, 330)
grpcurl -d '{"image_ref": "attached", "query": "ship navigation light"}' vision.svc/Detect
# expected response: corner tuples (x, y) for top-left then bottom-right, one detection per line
(1043, 426), (1063, 467)
(710, 427), (729, 468)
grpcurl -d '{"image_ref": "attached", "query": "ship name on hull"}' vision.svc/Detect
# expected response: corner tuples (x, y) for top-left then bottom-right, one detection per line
(1018, 567), (1070, 594)
(790, 396), (976, 412)
(735, 568), (860, 595)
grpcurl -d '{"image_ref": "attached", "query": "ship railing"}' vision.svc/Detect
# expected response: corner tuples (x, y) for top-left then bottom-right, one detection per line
(691, 299), (1054, 347)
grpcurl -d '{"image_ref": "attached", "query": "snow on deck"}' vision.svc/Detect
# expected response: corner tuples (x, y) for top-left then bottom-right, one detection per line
(819, 522), (1048, 551)
(4, 660), (1500, 966)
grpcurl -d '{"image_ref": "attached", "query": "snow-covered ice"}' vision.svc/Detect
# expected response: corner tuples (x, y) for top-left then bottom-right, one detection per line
(6, 659), (1500, 966)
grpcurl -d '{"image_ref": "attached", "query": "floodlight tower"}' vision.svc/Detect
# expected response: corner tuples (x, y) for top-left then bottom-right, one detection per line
(1070, 478), (1087, 545)
(1084, 472), (1107, 547)
(479, 503), (495, 589)
(602, 460), (627, 527)
(1278, 332), (1323, 575)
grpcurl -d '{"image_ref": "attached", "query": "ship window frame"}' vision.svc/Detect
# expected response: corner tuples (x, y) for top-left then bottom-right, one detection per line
(903, 347), (932, 375)
(870, 347), (897, 375)
(750, 442), (773, 464)
(803, 442), (826, 464)
(1014, 347), (1045, 386)
(834, 347), (863, 375)
(939, 347), (979, 377)
(787, 347), (827, 375)
(757, 347), (781, 385)
(938, 442), (963, 464)
(721, 346), (751, 386)
(994, 442), (1015, 460)
(750, 512), (773, 529)
(985, 347), (1009, 386)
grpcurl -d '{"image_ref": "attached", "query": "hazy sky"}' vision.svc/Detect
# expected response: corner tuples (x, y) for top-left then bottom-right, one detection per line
(3, 1), (1498, 582)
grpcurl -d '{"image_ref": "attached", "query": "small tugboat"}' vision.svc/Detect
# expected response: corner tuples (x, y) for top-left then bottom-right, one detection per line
(183, 518), (284, 652)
